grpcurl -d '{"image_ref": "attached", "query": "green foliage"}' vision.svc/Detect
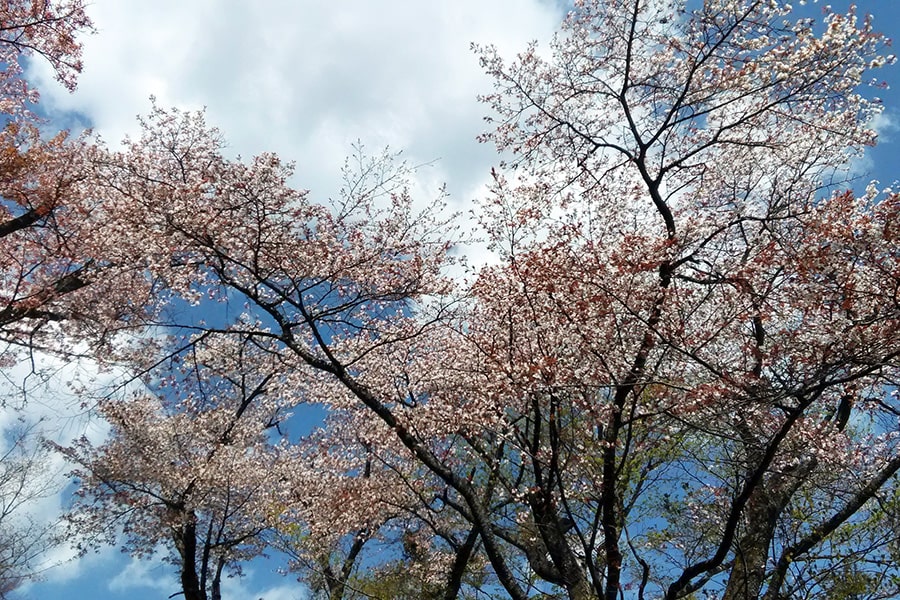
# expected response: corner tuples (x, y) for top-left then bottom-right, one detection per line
(343, 561), (444, 600)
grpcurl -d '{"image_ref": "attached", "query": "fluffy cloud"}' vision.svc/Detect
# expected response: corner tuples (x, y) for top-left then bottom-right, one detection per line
(222, 572), (309, 600)
(107, 553), (309, 600)
(0, 350), (123, 589)
(108, 553), (176, 594)
(30, 0), (564, 205)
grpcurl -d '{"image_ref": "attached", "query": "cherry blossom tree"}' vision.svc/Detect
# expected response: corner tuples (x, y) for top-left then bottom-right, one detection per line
(0, 1), (95, 595)
(0, 0), (158, 362)
(467, 1), (900, 598)
(57, 2), (900, 600)
(56, 334), (297, 600)
(76, 103), (477, 595)
(277, 409), (489, 600)
(0, 0), (94, 353)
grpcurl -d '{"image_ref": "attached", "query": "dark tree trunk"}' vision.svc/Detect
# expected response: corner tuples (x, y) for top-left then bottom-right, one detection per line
(722, 465), (810, 600)
(211, 557), (225, 600)
(443, 528), (479, 600)
(174, 511), (205, 600)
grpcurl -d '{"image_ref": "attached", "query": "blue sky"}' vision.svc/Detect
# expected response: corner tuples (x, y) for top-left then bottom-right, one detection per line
(8, 1), (900, 599)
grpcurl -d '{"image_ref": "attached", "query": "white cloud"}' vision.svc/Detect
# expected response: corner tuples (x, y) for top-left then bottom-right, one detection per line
(108, 553), (174, 594)
(223, 575), (309, 600)
(0, 350), (112, 442)
(0, 349), (138, 587)
(871, 108), (899, 144)
(105, 556), (309, 600)
(39, 544), (115, 585)
(31, 0), (563, 207)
